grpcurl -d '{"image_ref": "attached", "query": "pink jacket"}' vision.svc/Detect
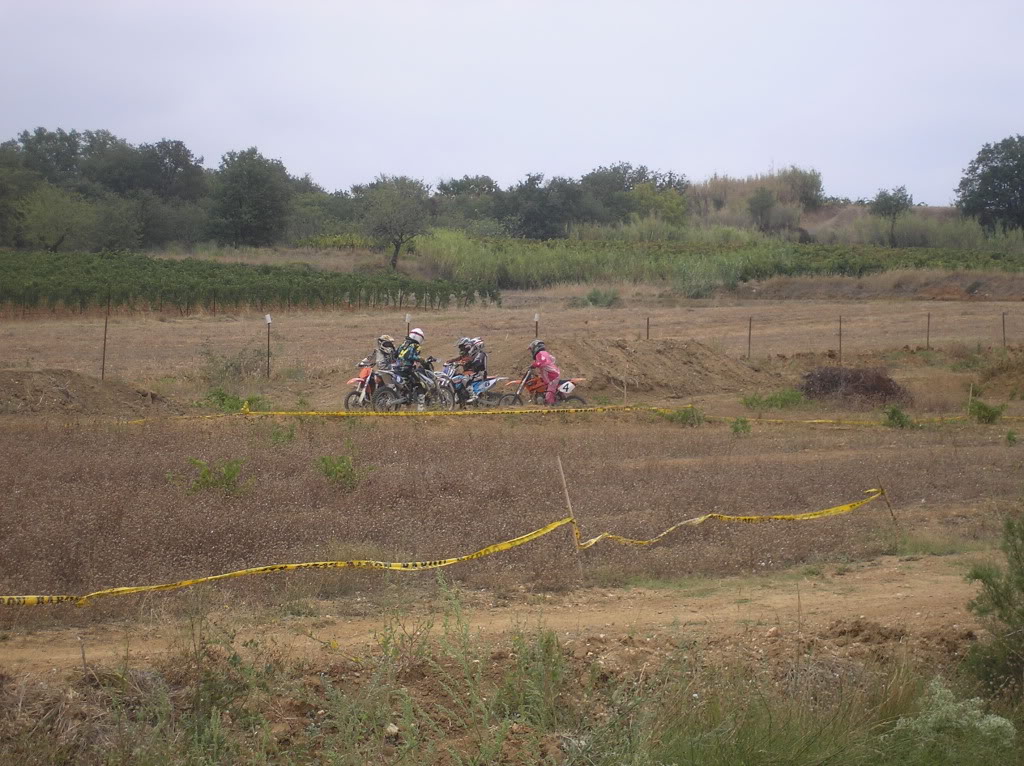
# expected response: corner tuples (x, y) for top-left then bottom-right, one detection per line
(530, 350), (560, 380)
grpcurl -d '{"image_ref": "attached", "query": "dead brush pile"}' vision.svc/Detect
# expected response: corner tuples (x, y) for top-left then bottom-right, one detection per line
(799, 366), (911, 405)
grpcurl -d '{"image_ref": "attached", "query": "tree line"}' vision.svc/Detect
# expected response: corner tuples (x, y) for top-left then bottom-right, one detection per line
(1, 127), (1021, 264)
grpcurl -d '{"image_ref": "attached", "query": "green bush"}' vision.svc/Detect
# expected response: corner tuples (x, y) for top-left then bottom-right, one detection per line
(969, 399), (1006, 424)
(883, 405), (916, 429)
(570, 287), (621, 308)
(742, 389), (805, 410)
(1008, 430), (1018, 446)
(967, 514), (1024, 692)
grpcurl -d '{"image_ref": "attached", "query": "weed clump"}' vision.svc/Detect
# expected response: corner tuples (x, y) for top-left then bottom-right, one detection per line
(731, 417), (752, 436)
(169, 457), (249, 495)
(1008, 430), (1018, 446)
(799, 366), (910, 404)
(317, 455), (363, 490)
(195, 387), (271, 413)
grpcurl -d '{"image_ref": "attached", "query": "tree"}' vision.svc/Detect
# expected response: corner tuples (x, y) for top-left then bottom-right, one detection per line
(956, 135), (1024, 235)
(17, 183), (96, 251)
(211, 148), (293, 246)
(747, 187), (776, 232)
(356, 175), (430, 269)
(869, 186), (913, 247)
(138, 139), (207, 201)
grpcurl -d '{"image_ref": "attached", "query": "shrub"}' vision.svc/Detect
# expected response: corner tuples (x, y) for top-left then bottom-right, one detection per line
(742, 388), (804, 410)
(969, 399), (1006, 425)
(1008, 430), (1018, 446)
(882, 678), (1015, 763)
(658, 407), (704, 427)
(967, 514), (1024, 692)
(731, 417), (752, 436)
(799, 366), (910, 403)
(317, 455), (362, 490)
(883, 405), (915, 429)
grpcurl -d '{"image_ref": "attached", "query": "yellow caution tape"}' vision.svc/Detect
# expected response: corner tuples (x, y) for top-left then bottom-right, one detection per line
(0, 490), (884, 607)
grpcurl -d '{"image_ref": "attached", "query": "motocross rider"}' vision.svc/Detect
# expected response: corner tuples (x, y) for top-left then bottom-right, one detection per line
(528, 339), (561, 405)
(394, 328), (427, 402)
(359, 334), (396, 369)
(461, 337), (489, 403)
(446, 337), (473, 401)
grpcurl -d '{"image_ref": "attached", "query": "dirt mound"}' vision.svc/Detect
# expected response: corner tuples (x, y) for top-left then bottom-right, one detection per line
(0, 369), (179, 416)
(825, 618), (907, 645)
(799, 366), (910, 404)
(506, 338), (778, 397)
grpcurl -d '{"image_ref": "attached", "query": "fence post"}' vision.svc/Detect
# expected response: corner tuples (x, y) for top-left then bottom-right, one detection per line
(926, 313), (931, 350)
(534, 313), (540, 339)
(1003, 312), (1007, 348)
(838, 315), (843, 366)
(646, 316), (650, 340)
(405, 313), (411, 338)
(747, 316), (752, 360)
(101, 294), (111, 381)
(265, 314), (272, 379)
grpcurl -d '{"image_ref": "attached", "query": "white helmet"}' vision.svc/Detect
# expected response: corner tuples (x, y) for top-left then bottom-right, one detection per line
(408, 328), (424, 344)
(468, 337), (484, 355)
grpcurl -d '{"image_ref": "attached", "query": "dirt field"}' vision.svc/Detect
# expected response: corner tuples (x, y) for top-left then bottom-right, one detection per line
(2, 293), (1023, 764)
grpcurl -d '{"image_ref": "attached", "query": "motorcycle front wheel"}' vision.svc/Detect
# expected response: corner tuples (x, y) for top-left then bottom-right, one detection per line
(371, 388), (402, 412)
(344, 391), (362, 410)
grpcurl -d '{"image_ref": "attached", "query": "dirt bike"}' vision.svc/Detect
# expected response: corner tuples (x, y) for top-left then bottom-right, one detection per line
(372, 357), (455, 412)
(499, 370), (587, 407)
(438, 363), (508, 409)
(344, 365), (383, 410)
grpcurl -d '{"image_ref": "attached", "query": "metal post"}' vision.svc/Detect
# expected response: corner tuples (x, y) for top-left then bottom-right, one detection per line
(926, 313), (931, 350)
(101, 294), (111, 381)
(1003, 312), (1007, 348)
(646, 316), (650, 340)
(747, 316), (752, 360)
(266, 321), (271, 379)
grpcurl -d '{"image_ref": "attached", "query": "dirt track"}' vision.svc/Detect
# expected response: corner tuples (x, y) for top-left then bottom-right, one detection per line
(2, 552), (985, 675)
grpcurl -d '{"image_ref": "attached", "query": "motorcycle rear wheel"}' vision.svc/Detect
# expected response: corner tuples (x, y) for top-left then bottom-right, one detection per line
(498, 394), (523, 408)
(556, 395), (587, 407)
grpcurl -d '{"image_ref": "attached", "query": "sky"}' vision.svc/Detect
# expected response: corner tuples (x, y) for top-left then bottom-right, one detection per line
(3, 0), (1021, 205)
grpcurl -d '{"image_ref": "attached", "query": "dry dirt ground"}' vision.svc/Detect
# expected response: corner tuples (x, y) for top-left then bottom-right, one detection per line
(1, 296), (1022, 684)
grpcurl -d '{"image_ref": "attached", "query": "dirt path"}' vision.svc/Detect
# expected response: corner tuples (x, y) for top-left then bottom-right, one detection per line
(1, 553), (987, 675)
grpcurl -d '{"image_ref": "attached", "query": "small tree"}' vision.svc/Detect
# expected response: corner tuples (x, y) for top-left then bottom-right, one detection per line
(747, 186), (776, 232)
(956, 135), (1024, 235)
(869, 186), (913, 247)
(356, 175), (430, 269)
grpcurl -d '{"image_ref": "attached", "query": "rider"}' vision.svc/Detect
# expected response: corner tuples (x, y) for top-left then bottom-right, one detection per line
(359, 334), (396, 369)
(529, 339), (561, 405)
(446, 337), (473, 402)
(394, 328), (427, 401)
(461, 337), (488, 403)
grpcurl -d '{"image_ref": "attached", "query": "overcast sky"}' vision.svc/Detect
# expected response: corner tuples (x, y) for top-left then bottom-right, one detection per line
(3, 0), (1021, 204)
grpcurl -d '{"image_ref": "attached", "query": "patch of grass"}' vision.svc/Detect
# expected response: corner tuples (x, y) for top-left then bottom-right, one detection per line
(883, 404), (916, 429)
(569, 287), (622, 308)
(195, 387), (272, 413)
(270, 423), (296, 445)
(658, 406), (705, 427)
(890, 531), (992, 557)
(969, 399), (1006, 425)
(742, 388), (805, 410)
(1007, 430), (1018, 446)
(731, 416), (752, 436)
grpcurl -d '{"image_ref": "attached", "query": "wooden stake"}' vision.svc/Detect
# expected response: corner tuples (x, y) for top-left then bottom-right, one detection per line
(747, 316), (752, 360)
(926, 313), (931, 350)
(646, 316), (650, 340)
(266, 322), (271, 379)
